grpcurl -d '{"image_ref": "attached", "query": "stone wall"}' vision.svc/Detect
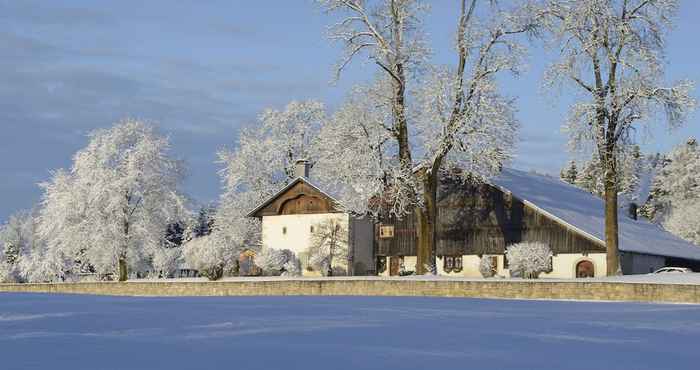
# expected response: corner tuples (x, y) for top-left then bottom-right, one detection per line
(1, 279), (699, 304)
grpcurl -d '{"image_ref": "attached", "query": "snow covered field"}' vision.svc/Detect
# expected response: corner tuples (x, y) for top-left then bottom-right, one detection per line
(2, 294), (700, 370)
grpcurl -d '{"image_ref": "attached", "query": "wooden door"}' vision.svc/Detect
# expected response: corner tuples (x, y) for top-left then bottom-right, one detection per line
(389, 256), (401, 276)
(576, 260), (594, 278)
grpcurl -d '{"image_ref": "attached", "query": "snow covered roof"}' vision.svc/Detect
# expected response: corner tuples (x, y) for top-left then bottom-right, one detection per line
(491, 168), (700, 261)
(246, 177), (342, 218)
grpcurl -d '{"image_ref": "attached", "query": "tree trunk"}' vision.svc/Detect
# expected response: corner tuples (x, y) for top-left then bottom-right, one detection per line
(121, 205), (130, 282)
(118, 256), (128, 282)
(604, 169), (621, 276)
(393, 70), (411, 167)
(415, 173), (438, 275)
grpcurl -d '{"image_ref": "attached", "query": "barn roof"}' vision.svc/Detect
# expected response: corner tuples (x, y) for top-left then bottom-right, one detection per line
(491, 168), (700, 261)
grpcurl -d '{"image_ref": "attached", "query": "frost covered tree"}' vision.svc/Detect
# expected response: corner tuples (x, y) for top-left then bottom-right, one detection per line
(542, 0), (696, 274)
(218, 100), (325, 203)
(254, 248), (288, 276)
(314, 82), (396, 216)
(575, 145), (645, 200)
(0, 209), (44, 282)
(37, 120), (188, 281)
(560, 160), (578, 185)
(151, 246), (182, 278)
(0, 210), (35, 266)
(193, 204), (216, 238)
(0, 214), (20, 282)
(282, 254), (302, 277)
(619, 145), (644, 200)
(639, 139), (700, 246)
(255, 248), (302, 276)
(639, 152), (670, 220)
(664, 202), (700, 245)
(216, 100), (326, 253)
(318, 0), (538, 273)
(307, 219), (348, 276)
(182, 234), (235, 280)
(577, 155), (603, 196)
(576, 155), (604, 196)
(643, 138), (700, 226)
(478, 255), (496, 278)
(505, 242), (552, 279)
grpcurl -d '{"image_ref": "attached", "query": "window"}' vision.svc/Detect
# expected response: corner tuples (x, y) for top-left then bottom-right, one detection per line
(282, 227), (287, 235)
(444, 256), (454, 272)
(443, 256), (463, 273)
(310, 226), (314, 233)
(379, 225), (395, 239)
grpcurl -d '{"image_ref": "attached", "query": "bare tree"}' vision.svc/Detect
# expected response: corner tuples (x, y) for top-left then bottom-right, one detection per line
(542, 0), (696, 274)
(318, 0), (537, 273)
(307, 219), (349, 276)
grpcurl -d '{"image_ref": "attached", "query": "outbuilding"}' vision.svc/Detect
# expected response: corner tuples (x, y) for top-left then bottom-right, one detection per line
(247, 160), (375, 276)
(375, 168), (700, 278)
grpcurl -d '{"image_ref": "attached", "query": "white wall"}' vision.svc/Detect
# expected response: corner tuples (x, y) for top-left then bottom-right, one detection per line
(262, 213), (349, 276)
(381, 253), (607, 279)
(437, 255), (503, 277)
(540, 253), (607, 279)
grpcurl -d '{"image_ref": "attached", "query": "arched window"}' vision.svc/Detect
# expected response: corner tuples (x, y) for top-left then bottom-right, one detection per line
(576, 260), (594, 278)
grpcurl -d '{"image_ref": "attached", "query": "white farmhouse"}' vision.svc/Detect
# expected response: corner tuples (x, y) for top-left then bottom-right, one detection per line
(247, 160), (374, 276)
(249, 162), (700, 278)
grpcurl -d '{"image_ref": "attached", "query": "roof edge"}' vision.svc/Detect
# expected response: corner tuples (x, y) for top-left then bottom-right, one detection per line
(246, 177), (342, 218)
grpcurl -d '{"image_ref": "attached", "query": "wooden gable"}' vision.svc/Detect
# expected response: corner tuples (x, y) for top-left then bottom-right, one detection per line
(250, 179), (341, 217)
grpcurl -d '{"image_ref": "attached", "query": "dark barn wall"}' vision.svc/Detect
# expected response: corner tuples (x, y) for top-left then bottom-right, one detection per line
(376, 179), (605, 257)
(620, 253), (666, 275)
(349, 216), (376, 276)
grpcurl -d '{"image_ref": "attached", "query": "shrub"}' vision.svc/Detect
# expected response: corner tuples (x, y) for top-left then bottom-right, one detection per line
(281, 252), (302, 277)
(183, 234), (235, 281)
(255, 248), (287, 276)
(152, 247), (182, 278)
(255, 248), (301, 277)
(506, 242), (552, 279)
(479, 256), (496, 278)
(0, 260), (20, 283)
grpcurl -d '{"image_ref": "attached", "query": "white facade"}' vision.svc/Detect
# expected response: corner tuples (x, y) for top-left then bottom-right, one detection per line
(380, 253), (607, 279)
(541, 253), (607, 278)
(261, 213), (350, 276)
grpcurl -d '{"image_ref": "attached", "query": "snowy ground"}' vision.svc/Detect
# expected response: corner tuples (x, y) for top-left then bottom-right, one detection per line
(2, 294), (700, 370)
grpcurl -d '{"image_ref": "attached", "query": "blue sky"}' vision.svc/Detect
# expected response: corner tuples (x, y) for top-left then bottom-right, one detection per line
(1, 0), (698, 221)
